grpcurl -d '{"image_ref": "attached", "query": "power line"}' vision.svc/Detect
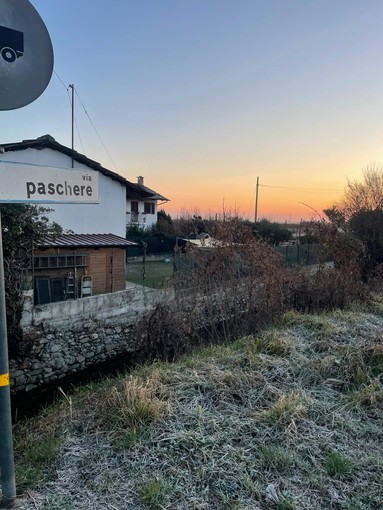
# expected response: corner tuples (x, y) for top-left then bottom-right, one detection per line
(74, 89), (119, 173)
(53, 70), (67, 90)
(260, 184), (342, 193)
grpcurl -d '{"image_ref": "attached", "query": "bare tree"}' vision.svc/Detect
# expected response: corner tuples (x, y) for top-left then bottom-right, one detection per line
(340, 164), (383, 219)
(324, 164), (383, 276)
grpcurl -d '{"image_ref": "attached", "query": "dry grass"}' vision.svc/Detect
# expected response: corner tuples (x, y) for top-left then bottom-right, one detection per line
(11, 307), (383, 509)
(97, 375), (170, 432)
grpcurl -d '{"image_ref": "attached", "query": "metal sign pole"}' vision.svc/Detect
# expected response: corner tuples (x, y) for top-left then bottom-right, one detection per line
(0, 2), (54, 504)
(0, 212), (16, 507)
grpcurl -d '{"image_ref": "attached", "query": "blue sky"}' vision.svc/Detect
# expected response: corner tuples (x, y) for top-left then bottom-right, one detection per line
(3, 0), (383, 220)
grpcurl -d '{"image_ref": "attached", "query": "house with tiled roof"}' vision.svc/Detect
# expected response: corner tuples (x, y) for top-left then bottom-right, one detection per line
(126, 176), (169, 230)
(0, 135), (168, 303)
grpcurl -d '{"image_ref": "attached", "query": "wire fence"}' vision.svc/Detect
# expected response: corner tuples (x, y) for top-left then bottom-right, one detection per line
(275, 243), (325, 267)
(126, 243), (329, 288)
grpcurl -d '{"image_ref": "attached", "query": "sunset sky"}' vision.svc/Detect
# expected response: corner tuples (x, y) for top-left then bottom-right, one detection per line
(3, 0), (383, 222)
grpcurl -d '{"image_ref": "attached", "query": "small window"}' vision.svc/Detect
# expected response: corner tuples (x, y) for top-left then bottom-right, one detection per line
(40, 258), (49, 268)
(34, 254), (87, 269)
(58, 257), (67, 267)
(49, 256), (57, 268)
(144, 202), (155, 214)
(131, 201), (139, 214)
(75, 256), (84, 266)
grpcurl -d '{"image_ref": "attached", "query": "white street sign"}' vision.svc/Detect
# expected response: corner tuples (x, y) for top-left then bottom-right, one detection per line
(0, 162), (99, 203)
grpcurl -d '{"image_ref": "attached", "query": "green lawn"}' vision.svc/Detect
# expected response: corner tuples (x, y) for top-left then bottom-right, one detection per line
(126, 256), (174, 288)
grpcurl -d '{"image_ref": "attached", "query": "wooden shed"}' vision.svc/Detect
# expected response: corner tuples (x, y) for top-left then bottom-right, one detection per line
(33, 233), (139, 305)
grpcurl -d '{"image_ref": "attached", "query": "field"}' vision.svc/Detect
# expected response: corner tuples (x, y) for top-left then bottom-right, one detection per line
(126, 255), (174, 288)
(11, 306), (383, 510)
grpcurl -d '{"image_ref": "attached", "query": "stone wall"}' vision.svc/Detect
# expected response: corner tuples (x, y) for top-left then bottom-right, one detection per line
(11, 285), (164, 393)
(11, 284), (247, 394)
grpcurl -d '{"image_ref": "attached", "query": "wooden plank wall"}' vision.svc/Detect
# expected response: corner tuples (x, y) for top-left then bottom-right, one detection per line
(34, 247), (126, 296)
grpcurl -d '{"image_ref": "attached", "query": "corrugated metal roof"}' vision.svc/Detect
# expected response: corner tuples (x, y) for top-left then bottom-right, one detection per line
(39, 233), (139, 248)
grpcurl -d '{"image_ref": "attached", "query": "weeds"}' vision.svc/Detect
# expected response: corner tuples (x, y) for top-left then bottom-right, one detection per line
(14, 434), (63, 492)
(13, 399), (69, 494)
(347, 379), (383, 408)
(252, 331), (296, 356)
(138, 479), (166, 508)
(259, 445), (298, 473)
(257, 390), (309, 427)
(40, 495), (72, 510)
(97, 375), (169, 433)
(325, 450), (353, 477)
(278, 497), (297, 510)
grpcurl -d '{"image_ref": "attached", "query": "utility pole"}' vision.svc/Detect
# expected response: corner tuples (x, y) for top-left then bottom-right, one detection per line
(69, 84), (74, 168)
(254, 176), (259, 223)
(0, 212), (16, 508)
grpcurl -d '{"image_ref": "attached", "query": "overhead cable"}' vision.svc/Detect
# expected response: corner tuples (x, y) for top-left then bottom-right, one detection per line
(260, 184), (341, 193)
(74, 89), (119, 173)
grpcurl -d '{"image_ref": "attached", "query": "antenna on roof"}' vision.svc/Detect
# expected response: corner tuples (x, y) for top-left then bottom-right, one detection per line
(69, 84), (74, 167)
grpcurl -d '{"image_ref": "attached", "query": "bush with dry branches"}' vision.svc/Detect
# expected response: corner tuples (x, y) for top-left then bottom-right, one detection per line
(131, 217), (371, 366)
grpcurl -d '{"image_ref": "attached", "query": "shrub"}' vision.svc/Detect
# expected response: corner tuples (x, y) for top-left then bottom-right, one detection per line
(325, 450), (352, 477)
(283, 266), (367, 313)
(138, 479), (166, 508)
(132, 219), (369, 370)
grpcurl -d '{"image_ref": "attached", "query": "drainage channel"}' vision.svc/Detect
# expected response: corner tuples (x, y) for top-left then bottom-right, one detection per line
(11, 321), (234, 422)
(11, 354), (135, 422)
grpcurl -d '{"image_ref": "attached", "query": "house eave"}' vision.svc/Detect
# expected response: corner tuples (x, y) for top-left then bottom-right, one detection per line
(0, 134), (128, 186)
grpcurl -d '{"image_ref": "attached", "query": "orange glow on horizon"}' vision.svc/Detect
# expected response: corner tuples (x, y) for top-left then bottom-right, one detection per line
(149, 157), (369, 224)
(159, 179), (344, 223)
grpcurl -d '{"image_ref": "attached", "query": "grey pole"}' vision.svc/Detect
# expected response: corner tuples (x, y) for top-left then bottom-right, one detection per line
(254, 176), (259, 223)
(69, 84), (74, 168)
(0, 212), (16, 508)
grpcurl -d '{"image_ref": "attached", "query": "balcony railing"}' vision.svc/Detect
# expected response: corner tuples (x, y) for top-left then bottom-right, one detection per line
(131, 212), (139, 223)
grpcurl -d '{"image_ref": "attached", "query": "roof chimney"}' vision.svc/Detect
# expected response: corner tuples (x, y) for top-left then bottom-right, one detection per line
(137, 176), (144, 186)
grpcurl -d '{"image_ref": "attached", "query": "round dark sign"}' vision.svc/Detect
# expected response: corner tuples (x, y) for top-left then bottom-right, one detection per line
(0, 0), (54, 110)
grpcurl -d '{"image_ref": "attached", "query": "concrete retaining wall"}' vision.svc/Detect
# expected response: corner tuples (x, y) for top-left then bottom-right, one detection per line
(21, 286), (163, 327)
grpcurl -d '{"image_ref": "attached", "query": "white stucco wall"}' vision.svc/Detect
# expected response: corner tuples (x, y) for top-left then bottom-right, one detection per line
(0, 148), (127, 237)
(126, 198), (157, 229)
